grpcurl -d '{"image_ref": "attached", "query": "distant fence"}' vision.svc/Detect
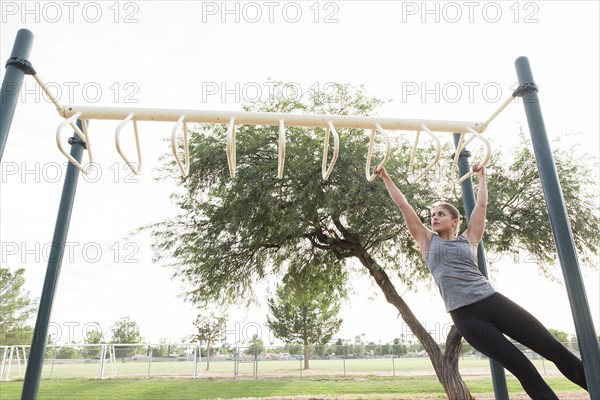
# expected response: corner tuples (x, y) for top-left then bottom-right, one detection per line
(0, 342), (587, 381)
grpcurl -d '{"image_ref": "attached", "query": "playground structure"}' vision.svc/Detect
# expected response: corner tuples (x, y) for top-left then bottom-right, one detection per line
(1, 29), (599, 400)
(49, 88), (494, 184)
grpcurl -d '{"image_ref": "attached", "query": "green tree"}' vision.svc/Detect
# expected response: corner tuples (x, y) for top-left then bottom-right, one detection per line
(244, 334), (264, 357)
(219, 342), (233, 356)
(266, 281), (342, 369)
(548, 329), (570, 343)
(110, 317), (143, 361)
(284, 343), (303, 356)
(314, 343), (329, 357)
(193, 312), (226, 370)
(0, 267), (37, 345)
(152, 338), (171, 358)
(391, 338), (408, 356)
(353, 334), (366, 357)
(146, 84), (599, 400)
(82, 323), (104, 359)
(366, 341), (380, 356)
(334, 338), (345, 356)
(56, 344), (80, 360)
(484, 130), (599, 272)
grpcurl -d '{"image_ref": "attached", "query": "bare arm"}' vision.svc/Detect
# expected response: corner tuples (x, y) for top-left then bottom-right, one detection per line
(374, 166), (432, 248)
(464, 164), (487, 244)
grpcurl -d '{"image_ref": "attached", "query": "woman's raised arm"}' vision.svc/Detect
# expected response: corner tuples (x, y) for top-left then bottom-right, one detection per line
(374, 166), (432, 248)
(464, 164), (487, 244)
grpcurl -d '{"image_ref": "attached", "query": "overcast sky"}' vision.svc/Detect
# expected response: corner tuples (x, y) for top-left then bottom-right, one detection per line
(1, 1), (598, 346)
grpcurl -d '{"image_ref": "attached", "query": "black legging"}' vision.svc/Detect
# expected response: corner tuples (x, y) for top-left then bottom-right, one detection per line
(450, 292), (588, 400)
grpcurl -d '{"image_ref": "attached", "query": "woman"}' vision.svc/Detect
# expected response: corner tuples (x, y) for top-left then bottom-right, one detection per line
(373, 164), (588, 400)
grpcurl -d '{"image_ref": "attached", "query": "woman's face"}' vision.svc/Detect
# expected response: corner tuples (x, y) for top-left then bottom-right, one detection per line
(431, 205), (459, 235)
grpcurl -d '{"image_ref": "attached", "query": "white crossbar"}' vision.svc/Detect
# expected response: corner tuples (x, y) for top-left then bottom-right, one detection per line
(60, 105), (485, 134)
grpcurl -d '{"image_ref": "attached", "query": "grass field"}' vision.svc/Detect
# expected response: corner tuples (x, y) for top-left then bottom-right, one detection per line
(1, 358), (590, 400)
(1, 357), (589, 399)
(0, 376), (589, 400)
(1, 356), (565, 380)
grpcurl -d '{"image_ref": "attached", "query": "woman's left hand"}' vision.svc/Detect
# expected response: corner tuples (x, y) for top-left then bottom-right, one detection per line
(472, 163), (485, 177)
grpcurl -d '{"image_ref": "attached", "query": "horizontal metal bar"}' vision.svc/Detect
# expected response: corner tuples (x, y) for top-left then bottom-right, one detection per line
(60, 105), (485, 134)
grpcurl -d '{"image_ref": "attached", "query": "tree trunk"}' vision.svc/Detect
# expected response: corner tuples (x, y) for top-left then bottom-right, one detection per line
(206, 346), (210, 371)
(355, 248), (473, 400)
(303, 341), (310, 370)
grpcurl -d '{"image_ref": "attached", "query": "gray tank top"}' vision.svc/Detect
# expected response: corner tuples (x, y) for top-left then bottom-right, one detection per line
(425, 234), (495, 312)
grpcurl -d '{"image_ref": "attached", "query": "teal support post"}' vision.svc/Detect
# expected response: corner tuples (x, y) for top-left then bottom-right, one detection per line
(1, 29), (35, 160)
(21, 122), (87, 400)
(515, 56), (599, 400)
